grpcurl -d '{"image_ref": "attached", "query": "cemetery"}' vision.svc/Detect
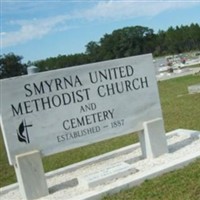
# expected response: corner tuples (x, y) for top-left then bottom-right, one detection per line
(0, 54), (200, 200)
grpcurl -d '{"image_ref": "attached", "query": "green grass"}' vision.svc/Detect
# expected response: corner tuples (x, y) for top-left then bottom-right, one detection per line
(0, 133), (17, 187)
(158, 75), (200, 131)
(0, 74), (200, 199)
(103, 158), (200, 200)
(188, 63), (200, 68)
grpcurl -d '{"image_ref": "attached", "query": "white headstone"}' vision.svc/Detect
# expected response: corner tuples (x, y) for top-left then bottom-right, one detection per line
(188, 84), (200, 94)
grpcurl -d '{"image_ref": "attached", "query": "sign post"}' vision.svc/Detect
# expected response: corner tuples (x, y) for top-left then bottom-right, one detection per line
(138, 118), (168, 158)
(14, 150), (49, 200)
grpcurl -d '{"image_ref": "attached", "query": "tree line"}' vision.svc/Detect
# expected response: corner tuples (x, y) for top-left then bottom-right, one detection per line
(1, 23), (200, 79)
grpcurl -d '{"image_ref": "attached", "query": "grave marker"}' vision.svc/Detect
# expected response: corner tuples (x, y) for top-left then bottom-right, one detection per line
(78, 162), (138, 188)
(188, 83), (200, 94)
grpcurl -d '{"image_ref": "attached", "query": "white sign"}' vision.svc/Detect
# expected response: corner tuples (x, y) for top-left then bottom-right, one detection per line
(0, 54), (162, 165)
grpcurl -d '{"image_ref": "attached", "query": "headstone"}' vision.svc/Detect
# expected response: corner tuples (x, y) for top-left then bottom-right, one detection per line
(27, 66), (39, 75)
(188, 84), (200, 94)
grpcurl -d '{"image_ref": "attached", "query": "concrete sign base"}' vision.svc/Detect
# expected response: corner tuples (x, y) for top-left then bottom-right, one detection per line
(14, 150), (49, 200)
(138, 118), (168, 158)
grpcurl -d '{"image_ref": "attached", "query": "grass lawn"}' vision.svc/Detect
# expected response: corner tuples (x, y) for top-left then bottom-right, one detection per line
(103, 158), (200, 200)
(0, 74), (200, 199)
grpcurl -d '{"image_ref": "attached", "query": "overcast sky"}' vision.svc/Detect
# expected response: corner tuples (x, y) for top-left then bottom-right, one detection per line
(1, 0), (200, 62)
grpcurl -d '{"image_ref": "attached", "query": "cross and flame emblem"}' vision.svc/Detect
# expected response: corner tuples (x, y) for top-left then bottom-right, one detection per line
(17, 120), (32, 144)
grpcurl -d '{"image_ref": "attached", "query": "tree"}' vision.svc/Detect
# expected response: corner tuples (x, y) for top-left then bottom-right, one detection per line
(85, 26), (157, 61)
(28, 23), (200, 71)
(0, 53), (27, 79)
(85, 41), (101, 62)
